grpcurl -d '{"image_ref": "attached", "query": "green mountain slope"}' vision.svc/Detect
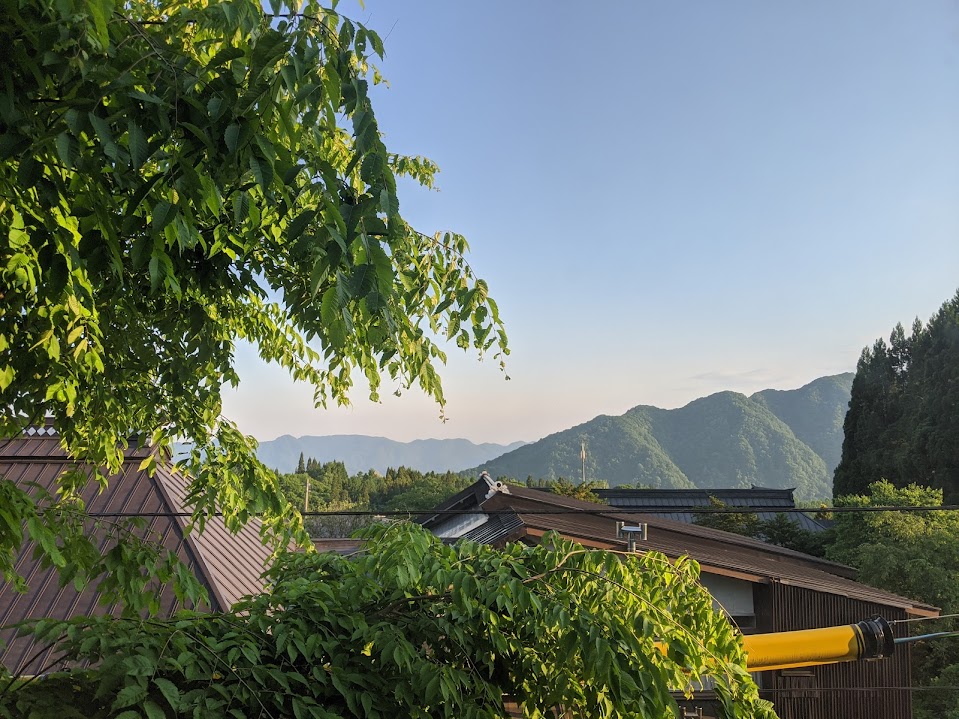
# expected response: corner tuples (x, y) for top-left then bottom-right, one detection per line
(751, 373), (853, 473)
(479, 412), (693, 489)
(473, 374), (851, 502)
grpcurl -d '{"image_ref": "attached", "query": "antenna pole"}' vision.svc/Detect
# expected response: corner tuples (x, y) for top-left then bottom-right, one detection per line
(581, 440), (586, 484)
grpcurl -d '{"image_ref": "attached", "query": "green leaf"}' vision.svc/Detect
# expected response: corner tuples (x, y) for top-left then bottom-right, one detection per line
(152, 201), (177, 233)
(287, 210), (316, 242)
(181, 122), (215, 153)
(249, 153), (274, 191)
(128, 122), (149, 169)
(310, 256), (329, 297)
(0, 365), (14, 392)
(113, 682), (148, 710)
(129, 90), (164, 105)
(17, 156), (41, 188)
(143, 700), (166, 719)
(148, 255), (162, 291)
(348, 264), (375, 298)
(85, 0), (115, 48)
(209, 46), (245, 68)
(225, 124), (241, 153)
(88, 112), (117, 155)
(55, 132), (78, 167)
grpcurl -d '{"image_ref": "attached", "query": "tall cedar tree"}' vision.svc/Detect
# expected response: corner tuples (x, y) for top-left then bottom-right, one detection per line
(834, 289), (959, 500)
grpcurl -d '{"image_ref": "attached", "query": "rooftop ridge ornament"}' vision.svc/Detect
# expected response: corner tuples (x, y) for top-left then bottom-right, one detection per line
(23, 425), (58, 437)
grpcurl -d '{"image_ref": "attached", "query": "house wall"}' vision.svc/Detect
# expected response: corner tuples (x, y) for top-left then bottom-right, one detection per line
(699, 573), (755, 624)
(754, 583), (912, 719)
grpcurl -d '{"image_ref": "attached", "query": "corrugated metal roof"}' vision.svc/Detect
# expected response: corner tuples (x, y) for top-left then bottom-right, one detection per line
(0, 431), (275, 674)
(424, 481), (938, 617)
(460, 513), (524, 545)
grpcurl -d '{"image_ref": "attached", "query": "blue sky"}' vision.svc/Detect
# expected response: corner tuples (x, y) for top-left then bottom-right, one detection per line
(224, 1), (959, 444)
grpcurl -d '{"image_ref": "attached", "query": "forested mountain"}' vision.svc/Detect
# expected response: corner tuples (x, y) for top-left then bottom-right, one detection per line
(834, 289), (959, 501)
(752, 374), (853, 472)
(257, 435), (525, 475)
(470, 374), (853, 501)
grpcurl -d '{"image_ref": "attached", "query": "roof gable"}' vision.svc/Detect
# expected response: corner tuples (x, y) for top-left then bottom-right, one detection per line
(0, 431), (274, 673)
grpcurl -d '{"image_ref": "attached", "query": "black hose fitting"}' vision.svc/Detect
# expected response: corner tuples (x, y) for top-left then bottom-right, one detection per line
(857, 616), (896, 660)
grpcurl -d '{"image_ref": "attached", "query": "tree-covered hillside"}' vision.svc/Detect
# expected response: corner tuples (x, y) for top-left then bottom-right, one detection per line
(471, 374), (852, 501)
(834, 290), (959, 500)
(752, 373), (854, 472)
(277, 458), (474, 536)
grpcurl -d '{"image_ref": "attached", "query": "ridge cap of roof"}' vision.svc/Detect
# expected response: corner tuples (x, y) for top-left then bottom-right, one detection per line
(596, 487), (797, 497)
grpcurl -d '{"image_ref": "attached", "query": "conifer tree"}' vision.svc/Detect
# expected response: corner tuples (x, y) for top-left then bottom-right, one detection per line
(834, 289), (959, 500)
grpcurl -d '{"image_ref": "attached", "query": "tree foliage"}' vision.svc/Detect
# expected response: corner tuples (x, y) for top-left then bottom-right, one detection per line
(276, 460), (473, 536)
(693, 499), (828, 558)
(828, 481), (959, 718)
(834, 289), (959, 499)
(0, 524), (774, 719)
(0, 0), (506, 601)
(522, 476), (609, 504)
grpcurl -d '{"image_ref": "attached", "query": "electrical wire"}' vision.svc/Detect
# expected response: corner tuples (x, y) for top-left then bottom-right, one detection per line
(78, 504), (959, 518)
(756, 686), (959, 693)
(890, 613), (959, 625)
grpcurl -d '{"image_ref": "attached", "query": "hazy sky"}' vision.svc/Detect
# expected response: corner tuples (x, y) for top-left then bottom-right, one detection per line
(223, 1), (959, 445)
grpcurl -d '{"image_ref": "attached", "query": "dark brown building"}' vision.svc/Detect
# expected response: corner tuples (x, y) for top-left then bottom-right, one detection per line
(422, 476), (937, 719)
(0, 427), (275, 675)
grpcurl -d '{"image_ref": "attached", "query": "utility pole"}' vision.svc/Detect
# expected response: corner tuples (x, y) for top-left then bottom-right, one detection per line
(304, 476), (311, 514)
(581, 439), (587, 485)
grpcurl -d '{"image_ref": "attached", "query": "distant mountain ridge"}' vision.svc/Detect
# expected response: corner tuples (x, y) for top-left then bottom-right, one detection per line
(256, 435), (526, 475)
(470, 374), (854, 501)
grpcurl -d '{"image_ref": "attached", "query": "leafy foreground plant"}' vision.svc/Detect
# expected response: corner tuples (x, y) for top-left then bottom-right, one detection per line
(1, 0), (508, 605)
(0, 524), (775, 719)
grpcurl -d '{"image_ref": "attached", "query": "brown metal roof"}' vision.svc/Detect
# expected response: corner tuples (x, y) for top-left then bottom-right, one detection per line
(427, 481), (939, 617)
(0, 432), (275, 674)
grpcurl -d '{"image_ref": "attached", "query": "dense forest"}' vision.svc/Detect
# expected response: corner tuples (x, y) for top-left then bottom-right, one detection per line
(834, 290), (959, 500)
(828, 289), (959, 718)
(276, 455), (475, 536)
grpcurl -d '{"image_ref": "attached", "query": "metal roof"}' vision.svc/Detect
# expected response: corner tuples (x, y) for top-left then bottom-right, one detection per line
(0, 431), (275, 674)
(595, 487), (829, 532)
(460, 512), (525, 545)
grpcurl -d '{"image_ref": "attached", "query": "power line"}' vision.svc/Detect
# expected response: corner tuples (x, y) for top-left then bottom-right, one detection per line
(81, 504), (959, 518)
(891, 612), (959, 625)
(757, 685), (959, 693)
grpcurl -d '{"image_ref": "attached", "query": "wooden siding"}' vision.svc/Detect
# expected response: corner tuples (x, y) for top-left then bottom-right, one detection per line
(757, 583), (912, 719)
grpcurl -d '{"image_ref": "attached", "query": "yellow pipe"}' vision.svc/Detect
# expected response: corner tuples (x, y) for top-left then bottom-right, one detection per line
(743, 617), (895, 672)
(744, 625), (861, 671)
(654, 617), (895, 672)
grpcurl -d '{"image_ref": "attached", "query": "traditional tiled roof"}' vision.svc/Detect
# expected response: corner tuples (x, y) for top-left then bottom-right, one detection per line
(0, 430), (275, 674)
(595, 486), (829, 532)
